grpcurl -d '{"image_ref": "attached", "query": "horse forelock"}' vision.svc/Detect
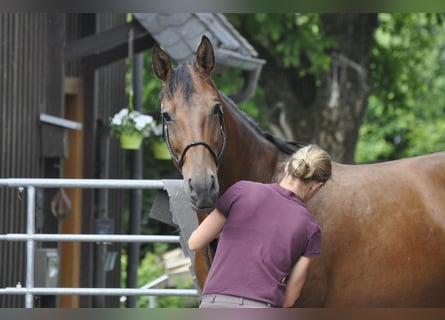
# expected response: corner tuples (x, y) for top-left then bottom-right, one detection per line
(160, 64), (195, 102)
(161, 63), (219, 106)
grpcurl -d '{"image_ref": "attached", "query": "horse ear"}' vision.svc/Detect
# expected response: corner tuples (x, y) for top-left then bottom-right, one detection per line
(196, 35), (215, 75)
(152, 44), (172, 82)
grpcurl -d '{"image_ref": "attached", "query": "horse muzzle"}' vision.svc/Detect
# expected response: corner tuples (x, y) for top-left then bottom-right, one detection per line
(185, 172), (219, 213)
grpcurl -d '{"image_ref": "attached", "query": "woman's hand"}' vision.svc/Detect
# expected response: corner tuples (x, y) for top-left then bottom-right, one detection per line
(282, 256), (315, 307)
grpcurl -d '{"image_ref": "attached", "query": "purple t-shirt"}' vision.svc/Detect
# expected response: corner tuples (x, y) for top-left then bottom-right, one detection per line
(202, 180), (321, 307)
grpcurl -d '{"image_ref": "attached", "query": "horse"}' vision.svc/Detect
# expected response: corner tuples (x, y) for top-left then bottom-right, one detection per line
(152, 35), (445, 307)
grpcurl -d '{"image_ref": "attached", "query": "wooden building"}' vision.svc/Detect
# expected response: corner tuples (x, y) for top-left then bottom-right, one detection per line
(0, 13), (264, 308)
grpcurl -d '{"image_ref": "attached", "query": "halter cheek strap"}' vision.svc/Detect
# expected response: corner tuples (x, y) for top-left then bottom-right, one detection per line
(163, 105), (226, 169)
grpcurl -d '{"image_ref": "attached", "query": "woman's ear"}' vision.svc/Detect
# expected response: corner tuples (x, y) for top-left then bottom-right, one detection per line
(308, 181), (324, 197)
(284, 162), (290, 174)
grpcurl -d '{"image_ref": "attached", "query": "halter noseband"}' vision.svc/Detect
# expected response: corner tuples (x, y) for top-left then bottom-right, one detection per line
(162, 105), (226, 169)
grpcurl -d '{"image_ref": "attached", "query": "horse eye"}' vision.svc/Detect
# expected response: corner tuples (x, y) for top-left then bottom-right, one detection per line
(162, 112), (173, 122)
(211, 103), (221, 115)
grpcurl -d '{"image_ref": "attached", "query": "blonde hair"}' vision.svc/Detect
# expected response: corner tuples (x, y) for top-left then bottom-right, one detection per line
(287, 144), (332, 182)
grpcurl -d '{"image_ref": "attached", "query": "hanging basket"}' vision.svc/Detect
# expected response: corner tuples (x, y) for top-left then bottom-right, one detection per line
(119, 133), (143, 150)
(152, 140), (171, 160)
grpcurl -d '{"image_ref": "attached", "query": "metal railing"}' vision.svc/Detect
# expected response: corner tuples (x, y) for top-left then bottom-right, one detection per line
(0, 178), (199, 308)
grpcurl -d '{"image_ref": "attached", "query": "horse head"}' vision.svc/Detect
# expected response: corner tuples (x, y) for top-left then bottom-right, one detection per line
(152, 36), (225, 213)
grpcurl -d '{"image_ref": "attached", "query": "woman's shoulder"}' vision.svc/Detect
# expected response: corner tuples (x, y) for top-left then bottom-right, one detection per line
(234, 180), (256, 185)
(232, 180), (273, 192)
(232, 180), (264, 188)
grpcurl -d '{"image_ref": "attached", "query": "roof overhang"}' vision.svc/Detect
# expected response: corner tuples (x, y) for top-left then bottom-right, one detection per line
(64, 13), (266, 103)
(133, 13), (265, 73)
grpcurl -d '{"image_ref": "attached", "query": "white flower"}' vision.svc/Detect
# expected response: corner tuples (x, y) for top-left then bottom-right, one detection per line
(152, 123), (163, 136)
(115, 108), (129, 119)
(134, 114), (154, 131)
(111, 117), (122, 126)
(109, 107), (162, 141)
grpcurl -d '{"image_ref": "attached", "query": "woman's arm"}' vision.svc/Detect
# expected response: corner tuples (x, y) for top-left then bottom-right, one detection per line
(188, 208), (226, 251)
(282, 256), (315, 308)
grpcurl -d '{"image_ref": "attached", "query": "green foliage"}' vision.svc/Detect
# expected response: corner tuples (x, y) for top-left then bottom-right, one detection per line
(141, 53), (163, 115)
(212, 68), (266, 125)
(227, 13), (334, 79)
(121, 244), (196, 308)
(226, 13), (445, 163)
(355, 13), (445, 162)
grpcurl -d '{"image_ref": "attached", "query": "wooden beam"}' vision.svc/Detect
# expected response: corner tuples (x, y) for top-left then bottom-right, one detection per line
(85, 34), (156, 69)
(64, 77), (83, 96)
(64, 20), (147, 61)
(60, 77), (84, 308)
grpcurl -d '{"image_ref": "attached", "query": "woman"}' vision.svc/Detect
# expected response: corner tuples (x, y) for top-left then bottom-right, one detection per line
(188, 144), (332, 308)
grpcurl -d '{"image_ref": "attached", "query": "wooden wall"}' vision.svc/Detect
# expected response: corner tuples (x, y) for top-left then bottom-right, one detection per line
(0, 13), (128, 307)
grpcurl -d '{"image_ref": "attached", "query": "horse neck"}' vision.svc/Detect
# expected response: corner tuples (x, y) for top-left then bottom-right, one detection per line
(218, 100), (285, 192)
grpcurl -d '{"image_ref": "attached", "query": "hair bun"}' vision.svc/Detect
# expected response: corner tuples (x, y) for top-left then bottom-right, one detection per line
(291, 158), (311, 179)
(287, 144), (332, 182)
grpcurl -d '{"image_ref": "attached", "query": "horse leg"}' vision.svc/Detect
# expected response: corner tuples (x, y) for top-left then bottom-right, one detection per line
(193, 251), (210, 289)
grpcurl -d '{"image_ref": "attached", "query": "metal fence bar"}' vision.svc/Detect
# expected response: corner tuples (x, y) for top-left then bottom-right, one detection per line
(0, 234), (181, 243)
(0, 178), (165, 189)
(25, 186), (35, 308)
(0, 287), (198, 296)
(0, 178), (199, 308)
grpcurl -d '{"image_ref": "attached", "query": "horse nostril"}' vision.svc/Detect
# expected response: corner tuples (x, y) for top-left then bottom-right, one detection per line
(210, 174), (216, 190)
(188, 177), (195, 193)
(209, 174), (219, 197)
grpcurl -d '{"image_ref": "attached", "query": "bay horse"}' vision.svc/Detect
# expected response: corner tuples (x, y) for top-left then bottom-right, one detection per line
(152, 35), (445, 307)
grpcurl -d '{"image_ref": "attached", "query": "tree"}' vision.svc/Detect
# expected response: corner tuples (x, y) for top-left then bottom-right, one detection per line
(227, 13), (445, 164)
(356, 13), (445, 162)
(227, 13), (378, 163)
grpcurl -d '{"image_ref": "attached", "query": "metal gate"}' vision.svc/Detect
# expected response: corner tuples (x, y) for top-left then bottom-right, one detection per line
(0, 178), (199, 308)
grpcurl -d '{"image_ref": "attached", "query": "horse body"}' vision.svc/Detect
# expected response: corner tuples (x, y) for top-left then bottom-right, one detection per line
(300, 155), (445, 306)
(153, 36), (445, 306)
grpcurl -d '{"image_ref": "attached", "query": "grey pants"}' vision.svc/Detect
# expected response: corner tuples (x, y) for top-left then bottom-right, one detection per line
(199, 294), (277, 308)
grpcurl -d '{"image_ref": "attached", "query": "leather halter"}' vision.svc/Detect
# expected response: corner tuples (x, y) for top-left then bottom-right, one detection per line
(162, 105), (226, 169)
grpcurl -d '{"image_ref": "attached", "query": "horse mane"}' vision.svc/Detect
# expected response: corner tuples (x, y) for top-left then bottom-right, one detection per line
(220, 93), (306, 156)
